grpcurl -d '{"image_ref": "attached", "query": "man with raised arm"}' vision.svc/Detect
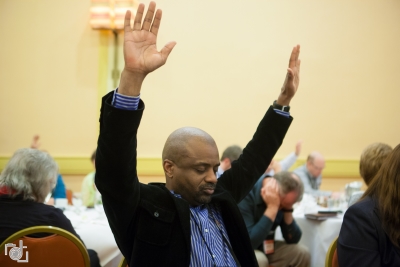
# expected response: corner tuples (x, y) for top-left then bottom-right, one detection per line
(95, 2), (301, 266)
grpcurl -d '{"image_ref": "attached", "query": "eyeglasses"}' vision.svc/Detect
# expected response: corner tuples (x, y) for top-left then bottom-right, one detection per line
(310, 161), (325, 171)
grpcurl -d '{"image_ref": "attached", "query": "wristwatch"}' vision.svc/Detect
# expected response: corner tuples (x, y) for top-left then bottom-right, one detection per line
(281, 208), (294, 213)
(273, 100), (290, 112)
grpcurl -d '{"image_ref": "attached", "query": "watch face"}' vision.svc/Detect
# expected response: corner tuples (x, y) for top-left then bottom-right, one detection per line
(273, 101), (290, 112)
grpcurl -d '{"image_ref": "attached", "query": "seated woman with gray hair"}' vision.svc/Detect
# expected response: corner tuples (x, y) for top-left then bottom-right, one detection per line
(0, 148), (100, 267)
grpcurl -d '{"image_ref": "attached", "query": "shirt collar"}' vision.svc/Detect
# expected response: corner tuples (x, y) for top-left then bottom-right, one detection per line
(169, 190), (206, 210)
(0, 186), (17, 196)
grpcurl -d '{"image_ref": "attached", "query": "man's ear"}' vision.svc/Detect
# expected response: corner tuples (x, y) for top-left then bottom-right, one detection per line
(306, 160), (312, 170)
(221, 158), (231, 170)
(163, 159), (174, 178)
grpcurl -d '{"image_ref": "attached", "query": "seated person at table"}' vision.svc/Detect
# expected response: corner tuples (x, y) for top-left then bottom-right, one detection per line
(348, 142), (392, 206)
(238, 171), (310, 267)
(0, 148), (100, 267)
(338, 144), (400, 267)
(30, 134), (67, 204)
(293, 151), (331, 196)
(52, 173), (67, 199)
(81, 149), (97, 207)
(262, 140), (303, 178)
(216, 145), (242, 178)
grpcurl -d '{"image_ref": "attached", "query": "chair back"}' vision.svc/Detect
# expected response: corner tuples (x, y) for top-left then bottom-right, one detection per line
(118, 256), (128, 267)
(325, 237), (339, 267)
(0, 226), (90, 267)
(118, 256), (129, 267)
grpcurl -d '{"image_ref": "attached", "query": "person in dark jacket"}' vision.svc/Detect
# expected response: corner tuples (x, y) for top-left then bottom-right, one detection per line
(338, 144), (400, 267)
(0, 148), (100, 267)
(95, 2), (301, 266)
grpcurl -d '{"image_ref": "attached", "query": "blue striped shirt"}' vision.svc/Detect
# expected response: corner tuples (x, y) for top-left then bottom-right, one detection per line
(112, 90), (140, 110)
(172, 192), (237, 267)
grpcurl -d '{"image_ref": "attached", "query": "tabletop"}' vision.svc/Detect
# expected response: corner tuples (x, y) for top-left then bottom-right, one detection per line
(64, 206), (122, 267)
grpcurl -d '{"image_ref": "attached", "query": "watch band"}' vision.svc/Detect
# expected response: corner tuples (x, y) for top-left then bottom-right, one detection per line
(281, 208), (294, 213)
(273, 100), (290, 112)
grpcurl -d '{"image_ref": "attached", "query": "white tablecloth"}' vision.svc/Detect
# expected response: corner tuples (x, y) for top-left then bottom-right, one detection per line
(64, 208), (122, 267)
(295, 215), (342, 267)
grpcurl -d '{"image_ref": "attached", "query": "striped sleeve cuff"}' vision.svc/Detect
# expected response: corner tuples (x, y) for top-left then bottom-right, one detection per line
(112, 89), (140, 110)
(273, 109), (290, 118)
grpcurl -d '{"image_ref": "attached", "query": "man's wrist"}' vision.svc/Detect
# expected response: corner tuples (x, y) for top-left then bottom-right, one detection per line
(266, 204), (279, 213)
(118, 69), (146, 97)
(276, 94), (292, 107)
(264, 205), (279, 221)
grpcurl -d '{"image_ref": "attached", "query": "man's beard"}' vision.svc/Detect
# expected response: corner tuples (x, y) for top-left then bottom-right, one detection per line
(194, 183), (216, 205)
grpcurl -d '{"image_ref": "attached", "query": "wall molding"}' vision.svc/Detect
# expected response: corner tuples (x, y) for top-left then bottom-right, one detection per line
(289, 159), (360, 178)
(0, 156), (360, 178)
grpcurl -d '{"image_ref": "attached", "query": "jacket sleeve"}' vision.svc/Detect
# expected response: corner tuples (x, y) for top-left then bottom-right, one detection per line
(279, 152), (297, 171)
(94, 91), (144, 257)
(237, 196), (274, 249)
(218, 107), (292, 203)
(280, 218), (302, 244)
(337, 201), (381, 267)
(50, 208), (83, 243)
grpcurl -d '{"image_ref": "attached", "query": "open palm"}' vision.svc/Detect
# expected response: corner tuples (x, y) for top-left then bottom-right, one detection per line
(123, 2), (175, 75)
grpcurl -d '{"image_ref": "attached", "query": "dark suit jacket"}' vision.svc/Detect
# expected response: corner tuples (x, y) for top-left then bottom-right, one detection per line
(0, 195), (101, 267)
(0, 195), (79, 243)
(338, 196), (400, 267)
(95, 92), (292, 266)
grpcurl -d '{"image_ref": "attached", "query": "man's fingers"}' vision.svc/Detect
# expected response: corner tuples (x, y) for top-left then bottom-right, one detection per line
(133, 3), (145, 31)
(124, 10), (132, 32)
(142, 1), (156, 31)
(287, 68), (294, 78)
(297, 59), (301, 78)
(150, 9), (162, 36)
(160, 41), (177, 61)
(287, 66), (298, 85)
(288, 45), (300, 69)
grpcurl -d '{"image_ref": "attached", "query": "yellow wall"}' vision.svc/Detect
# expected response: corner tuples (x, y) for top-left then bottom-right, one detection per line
(1, 1), (399, 191)
(0, 0), (100, 157)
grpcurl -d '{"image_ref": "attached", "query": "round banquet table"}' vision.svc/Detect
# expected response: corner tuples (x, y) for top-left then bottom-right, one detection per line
(64, 207), (122, 267)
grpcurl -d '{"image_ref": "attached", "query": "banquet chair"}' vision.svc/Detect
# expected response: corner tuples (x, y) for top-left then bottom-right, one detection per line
(325, 237), (339, 267)
(0, 226), (90, 267)
(118, 256), (128, 267)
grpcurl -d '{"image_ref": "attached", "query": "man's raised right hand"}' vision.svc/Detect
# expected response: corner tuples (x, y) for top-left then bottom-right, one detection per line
(119, 1), (176, 96)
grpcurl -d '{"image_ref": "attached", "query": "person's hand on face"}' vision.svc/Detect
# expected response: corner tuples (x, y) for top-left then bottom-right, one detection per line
(261, 178), (281, 209)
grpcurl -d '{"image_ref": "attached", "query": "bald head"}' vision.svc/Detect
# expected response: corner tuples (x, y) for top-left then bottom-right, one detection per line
(162, 127), (217, 164)
(307, 151), (324, 162)
(306, 151), (325, 178)
(162, 127), (220, 206)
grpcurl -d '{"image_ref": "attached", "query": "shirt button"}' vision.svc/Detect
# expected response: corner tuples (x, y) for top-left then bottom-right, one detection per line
(205, 229), (208, 233)
(212, 254), (216, 258)
(154, 212), (159, 217)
